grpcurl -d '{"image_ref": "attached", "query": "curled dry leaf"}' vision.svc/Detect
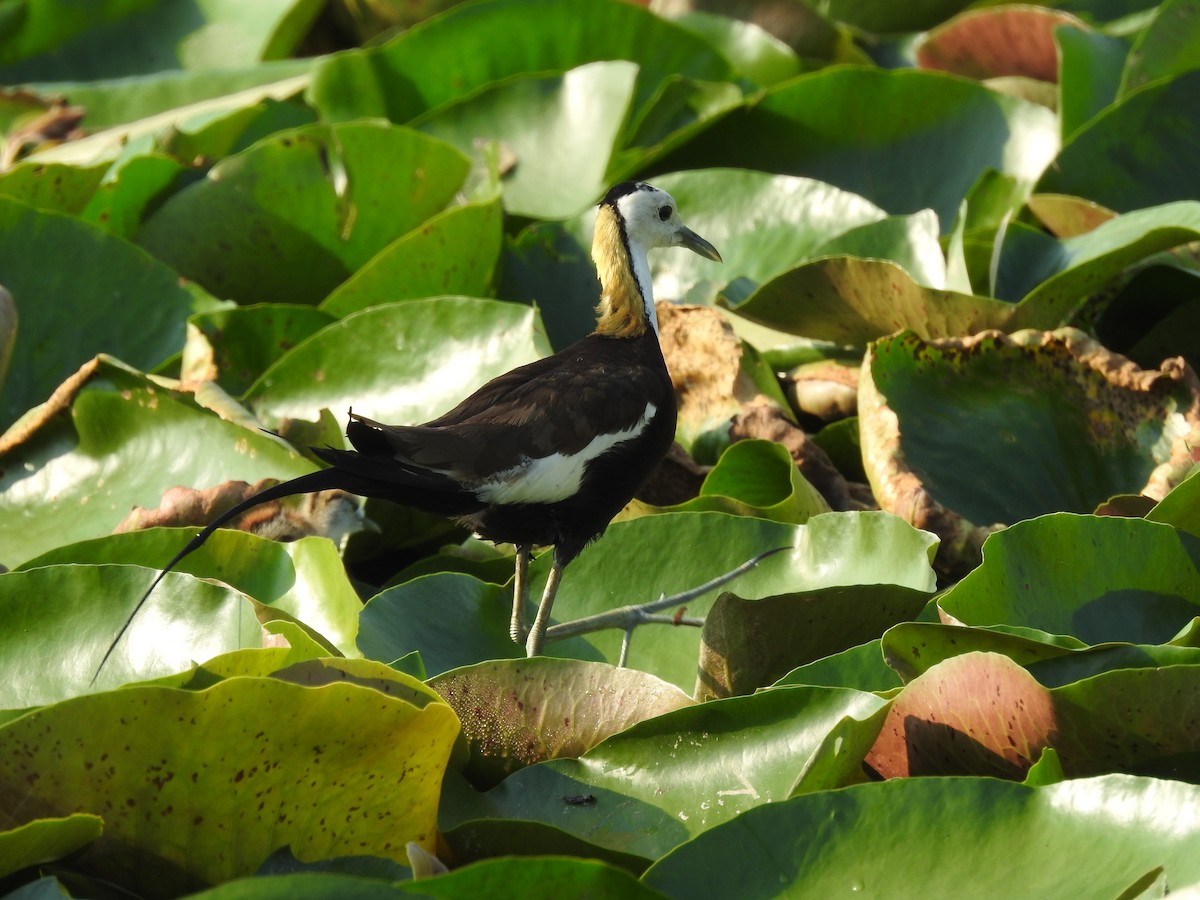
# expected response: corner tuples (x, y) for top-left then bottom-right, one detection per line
(656, 301), (789, 454)
(113, 479), (369, 548)
(859, 328), (1200, 580)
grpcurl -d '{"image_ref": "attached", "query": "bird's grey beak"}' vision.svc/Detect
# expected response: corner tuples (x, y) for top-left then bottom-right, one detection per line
(677, 226), (722, 262)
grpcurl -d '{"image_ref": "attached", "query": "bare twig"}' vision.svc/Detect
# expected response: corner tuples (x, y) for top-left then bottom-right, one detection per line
(545, 545), (789, 660)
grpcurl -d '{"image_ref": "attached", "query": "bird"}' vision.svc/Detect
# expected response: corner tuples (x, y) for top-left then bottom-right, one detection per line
(95, 180), (721, 678)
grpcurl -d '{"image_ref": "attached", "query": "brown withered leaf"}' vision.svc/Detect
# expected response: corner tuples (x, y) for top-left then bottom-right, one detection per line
(113, 479), (366, 547)
(916, 7), (1084, 83)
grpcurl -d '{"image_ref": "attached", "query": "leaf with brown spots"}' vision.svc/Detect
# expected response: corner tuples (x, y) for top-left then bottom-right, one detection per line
(0, 677), (458, 896)
(430, 658), (694, 788)
(865, 651), (1056, 779)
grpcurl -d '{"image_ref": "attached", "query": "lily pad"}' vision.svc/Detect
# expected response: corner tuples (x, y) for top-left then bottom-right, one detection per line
(1035, 70), (1200, 212)
(320, 198), (503, 317)
(643, 774), (1200, 898)
(937, 513), (1200, 645)
(0, 814), (104, 879)
(1056, 25), (1128, 140)
(430, 658), (694, 787)
(0, 198), (196, 431)
(440, 685), (887, 864)
(916, 7), (1084, 82)
(307, 0), (731, 125)
(658, 66), (1059, 232)
(135, 122), (470, 305)
(0, 677), (458, 896)
(0, 565), (262, 705)
(242, 297), (550, 432)
(728, 258), (1015, 346)
(667, 439), (829, 524)
(698, 582), (931, 700)
(414, 61), (640, 220)
(858, 329), (1200, 576)
(20, 529), (364, 657)
(0, 360), (315, 567)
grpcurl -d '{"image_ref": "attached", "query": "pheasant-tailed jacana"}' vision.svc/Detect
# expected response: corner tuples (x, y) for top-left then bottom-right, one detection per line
(97, 181), (720, 673)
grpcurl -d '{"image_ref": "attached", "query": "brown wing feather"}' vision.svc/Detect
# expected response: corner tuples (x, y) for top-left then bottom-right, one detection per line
(348, 332), (670, 482)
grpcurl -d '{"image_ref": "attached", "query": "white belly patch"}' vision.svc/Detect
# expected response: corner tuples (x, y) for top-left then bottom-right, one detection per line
(475, 402), (657, 505)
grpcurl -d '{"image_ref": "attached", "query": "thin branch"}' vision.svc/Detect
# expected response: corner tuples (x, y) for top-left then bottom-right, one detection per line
(544, 545), (789, 646)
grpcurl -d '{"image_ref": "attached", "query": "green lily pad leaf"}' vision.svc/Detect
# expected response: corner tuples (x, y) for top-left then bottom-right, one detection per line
(1148, 468), (1200, 539)
(938, 514), (1200, 644)
(0, 565), (262, 706)
(308, 0), (730, 125)
(866, 651), (1055, 779)
(668, 439), (829, 524)
(916, 7), (1084, 82)
(672, 11), (802, 87)
(1024, 746), (1066, 786)
(184, 304), (338, 396)
(642, 775), (1200, 898)
(810, 0), (977, 34)
(1052, 664), (1200, 780)
(859, 330), (1200, 578)
(135, 122), (470, 305)
(0, 360), (315, 566)
(607, 76), (743, 183)
(884, 620), (1200, 688)
(440, 685), (886, 864)
(1036, 70), (1200, 212)
(0, 197), (196, 431)
(321, 197), (503, 317)
(242, 297), (550, 432)
(534, 511), (938, 693)
(191, 858), (664, 899)
(790, 699), (893, 797)
(698, 581), (931, 700)
(1003, 201), (1200, 324)
(774, 639), (903, 692)
(21, 530), (363, 657)
(429, 658), (694, 787)
(415, 61), (637, 220)
(1056, 25), (1128, 140)
(0, 814), (104, 878)
(0, 0), (323, 81)
(416, 857), (665, 899)
(0, 677), (458, 896)
(809, 211), (948, 289)
(0, 160), (106, 215)
(364, 513), (935, 692)
(359, 574), (523, 678)
(36, 60), (315, 131)
(660, 67), (1059, 231)
(1119, 0), (1200, 96)
(727, 257), (1015, 346)
(30, 73), (312, 168)
(882, 621), (1076, 683)
(79, 153), (192, 240)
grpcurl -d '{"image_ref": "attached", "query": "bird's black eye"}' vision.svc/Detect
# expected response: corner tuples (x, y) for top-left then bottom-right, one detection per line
(658, 205), (672, 221)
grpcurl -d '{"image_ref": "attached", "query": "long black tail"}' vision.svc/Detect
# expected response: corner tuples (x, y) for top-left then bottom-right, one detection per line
(91, 466), (361, 684)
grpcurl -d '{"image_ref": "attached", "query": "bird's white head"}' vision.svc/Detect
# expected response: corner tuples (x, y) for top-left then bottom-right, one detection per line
(592, 181), (721, 338)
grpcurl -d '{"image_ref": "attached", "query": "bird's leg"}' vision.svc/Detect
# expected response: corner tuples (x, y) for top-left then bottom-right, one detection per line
(525, 555), (566, 657)
(509, 543), (532, 643)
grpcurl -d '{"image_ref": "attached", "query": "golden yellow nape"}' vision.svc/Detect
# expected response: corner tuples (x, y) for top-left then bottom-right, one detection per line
(591, 204), (649, 339)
